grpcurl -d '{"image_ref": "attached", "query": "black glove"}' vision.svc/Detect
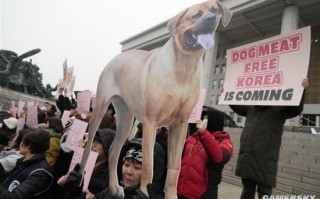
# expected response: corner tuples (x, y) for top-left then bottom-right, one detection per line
(64, 164), (84, 198)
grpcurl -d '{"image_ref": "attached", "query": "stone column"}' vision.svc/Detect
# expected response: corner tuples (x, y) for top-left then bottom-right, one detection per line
(281, 5), (300, 128)
(281, 5), (299, 34)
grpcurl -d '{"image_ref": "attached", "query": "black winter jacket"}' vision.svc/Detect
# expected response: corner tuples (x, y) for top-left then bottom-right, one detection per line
(61, 128), (115, 199)
(0, 154), (53, 199)
(230, 93), (305, 186)
(94, 139), (166, 199)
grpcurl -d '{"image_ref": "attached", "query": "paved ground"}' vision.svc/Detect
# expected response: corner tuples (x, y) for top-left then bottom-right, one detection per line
(219, 182), (259, 199)
(219, 182), (242, 199)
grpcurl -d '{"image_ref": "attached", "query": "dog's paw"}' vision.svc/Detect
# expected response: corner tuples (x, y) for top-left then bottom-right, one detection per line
(110, 184), (124, 199)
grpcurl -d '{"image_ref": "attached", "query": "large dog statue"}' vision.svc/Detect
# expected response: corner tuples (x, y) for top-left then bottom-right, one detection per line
(81, 0), (232, 198)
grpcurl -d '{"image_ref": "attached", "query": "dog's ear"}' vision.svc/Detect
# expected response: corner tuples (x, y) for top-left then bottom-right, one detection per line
(167, 8), (189, 36)
(217, 1), (232, 27)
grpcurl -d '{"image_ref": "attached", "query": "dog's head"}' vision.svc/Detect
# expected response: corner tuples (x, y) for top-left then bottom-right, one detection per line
(168, 0), (232, 53)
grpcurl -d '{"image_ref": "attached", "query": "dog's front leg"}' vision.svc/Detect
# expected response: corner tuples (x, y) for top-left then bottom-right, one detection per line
(140, 118), (157, 197)
(80, 101), (108, 173)
(109, 101), (135, 198)
(165, 122), (188, 199)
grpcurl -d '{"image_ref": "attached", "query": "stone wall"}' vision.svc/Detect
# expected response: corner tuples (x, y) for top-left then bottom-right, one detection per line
(0, 86), (56, 109)
(223, 127), (320, 198)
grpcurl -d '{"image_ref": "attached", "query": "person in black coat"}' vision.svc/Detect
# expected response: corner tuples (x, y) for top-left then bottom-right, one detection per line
(0, 128), (53, 199)
(229, 78), (309, 199)
(64, 138), (166, 199)
(85, 128), (116, 194)
(57, 128), (116, 198)
(56, 94), (77, 118)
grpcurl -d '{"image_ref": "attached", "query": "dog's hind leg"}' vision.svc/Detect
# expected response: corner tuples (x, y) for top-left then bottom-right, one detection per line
(164, 122), (188, 199)
(109, 96), (134, 198)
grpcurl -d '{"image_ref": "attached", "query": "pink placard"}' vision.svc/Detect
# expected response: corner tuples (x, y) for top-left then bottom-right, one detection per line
(68, 146), (98, 191)
(18, 100), (25, 118)
(68, 146), (84, 173)
(64, 119), (88, 151)
(10, 107), (17, 119)
(10, 101), (17, 118)
(82, 151), (98, 190)
(16, 118), (26, 134)
(61, 110), (71, 127)
(27, 101), (34, 107)
(77, 91), (92, 114)
(26, 105), (38, 128)
(188, 88), (207, 123)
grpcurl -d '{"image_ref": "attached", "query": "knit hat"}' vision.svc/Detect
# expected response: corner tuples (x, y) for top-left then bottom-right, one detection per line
(117, 139), (165, 193)
(123, 147), (143, 163)
(94, 128), (116, 156)
(3, 117), (18, 130)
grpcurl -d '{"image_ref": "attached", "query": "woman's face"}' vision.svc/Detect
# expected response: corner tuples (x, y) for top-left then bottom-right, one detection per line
(19, 141), (29, 157)
(92, 141), (106, 160)
(122, 159), (142, 187)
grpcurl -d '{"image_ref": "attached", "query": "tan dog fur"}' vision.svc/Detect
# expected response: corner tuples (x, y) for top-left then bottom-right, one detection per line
(80, 1), (232, 198)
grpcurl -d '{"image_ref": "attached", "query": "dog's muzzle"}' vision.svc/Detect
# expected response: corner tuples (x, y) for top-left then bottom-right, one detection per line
(184, 12), (217, 50)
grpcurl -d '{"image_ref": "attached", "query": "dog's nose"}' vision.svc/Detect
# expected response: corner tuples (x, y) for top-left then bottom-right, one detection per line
(204, 12), (216, 24)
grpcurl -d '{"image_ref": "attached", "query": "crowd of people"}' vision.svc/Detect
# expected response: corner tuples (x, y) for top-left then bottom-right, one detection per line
(0, 93), (119, 199)
(0, 77), (309, 199)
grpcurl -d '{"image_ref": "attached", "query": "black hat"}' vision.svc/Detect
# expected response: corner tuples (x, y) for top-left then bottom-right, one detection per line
(94, 128), (116, 155)
(202, 106), (224, 132)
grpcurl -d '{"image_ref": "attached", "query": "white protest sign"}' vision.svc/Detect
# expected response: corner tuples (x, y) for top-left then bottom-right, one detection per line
(219, 26), (311, 106)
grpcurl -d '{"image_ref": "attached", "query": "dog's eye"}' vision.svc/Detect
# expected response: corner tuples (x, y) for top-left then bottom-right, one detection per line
(191, 10), (203, 19)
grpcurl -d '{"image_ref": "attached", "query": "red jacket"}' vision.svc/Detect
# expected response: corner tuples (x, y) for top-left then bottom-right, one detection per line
(177, 130), (233, 199)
